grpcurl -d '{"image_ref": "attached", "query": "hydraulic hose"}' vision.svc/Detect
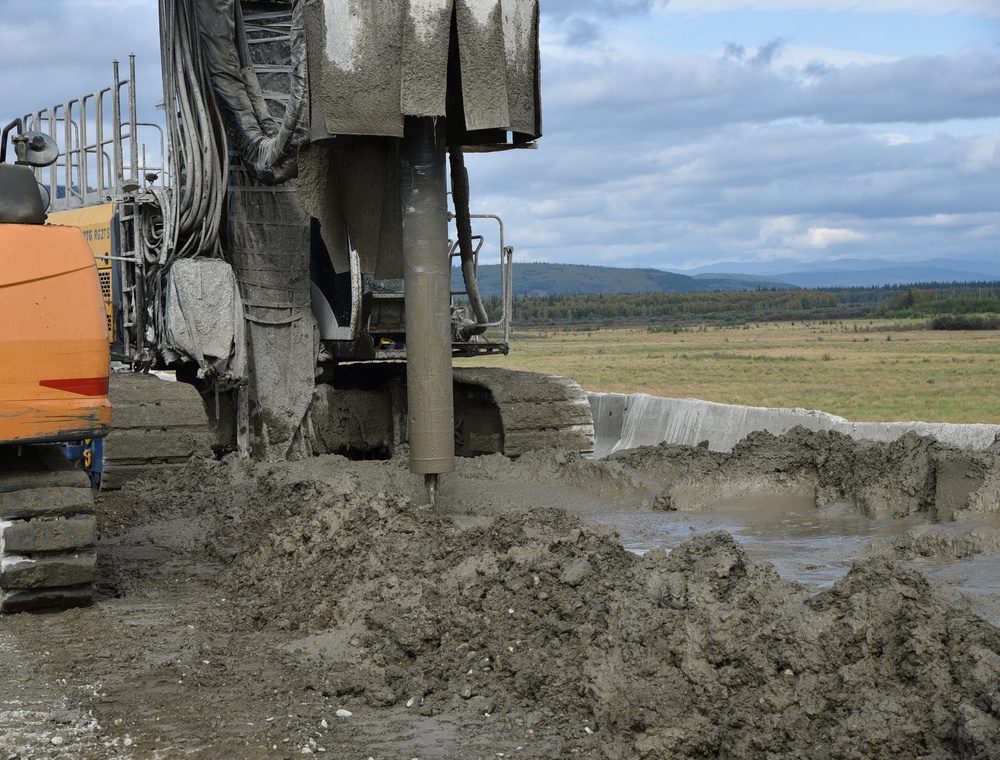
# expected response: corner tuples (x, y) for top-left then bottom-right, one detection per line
(192, 0), (307, 185)
(448, 147), (489, 340)
(159, 0), (228, 262)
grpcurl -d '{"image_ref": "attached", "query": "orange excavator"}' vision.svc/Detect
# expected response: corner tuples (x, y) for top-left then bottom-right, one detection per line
(0, 120), (111, 612)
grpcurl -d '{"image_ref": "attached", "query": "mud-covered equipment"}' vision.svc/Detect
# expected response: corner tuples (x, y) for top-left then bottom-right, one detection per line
(0, 120), (110, 613)
(18, 2), (593, 486)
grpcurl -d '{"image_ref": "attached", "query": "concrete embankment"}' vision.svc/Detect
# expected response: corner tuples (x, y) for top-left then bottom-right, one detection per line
(589, 392), (1000, 458)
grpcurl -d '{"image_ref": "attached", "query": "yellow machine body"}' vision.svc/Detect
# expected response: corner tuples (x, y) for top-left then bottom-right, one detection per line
(48, 204), (115, 342)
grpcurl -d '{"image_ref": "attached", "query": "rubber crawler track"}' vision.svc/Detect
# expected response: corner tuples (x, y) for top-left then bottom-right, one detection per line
(0, 445), (97, 613)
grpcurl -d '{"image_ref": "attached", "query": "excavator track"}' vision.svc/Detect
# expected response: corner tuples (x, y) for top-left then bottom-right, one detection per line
(453, 368), (595, 458)
(0, 445), (97, 613)
(103, 372), (214, 487)
(313, 367), (595, 460)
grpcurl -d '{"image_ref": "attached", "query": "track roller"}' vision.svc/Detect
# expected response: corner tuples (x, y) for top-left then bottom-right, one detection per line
(453, 368), (595, 458)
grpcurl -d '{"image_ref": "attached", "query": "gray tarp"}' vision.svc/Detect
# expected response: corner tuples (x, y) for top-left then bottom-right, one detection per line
(194, 0), (307, 183)
(164, 258), (248, 385)
(227, 175), (317, 460)
(303, 0), (541, 140)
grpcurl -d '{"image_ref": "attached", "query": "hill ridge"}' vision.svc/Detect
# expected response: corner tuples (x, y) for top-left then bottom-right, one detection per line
(457, 261), (1000, 297)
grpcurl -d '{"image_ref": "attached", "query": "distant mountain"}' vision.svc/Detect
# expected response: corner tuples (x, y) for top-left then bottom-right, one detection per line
(455, 263), (794, 298)
(774, 266), (999, 289)
(692, 273), (797, 291)
(453, 259), (1000, 299)
(456, 263), (699, 298)
(671, 257), (1000, 288)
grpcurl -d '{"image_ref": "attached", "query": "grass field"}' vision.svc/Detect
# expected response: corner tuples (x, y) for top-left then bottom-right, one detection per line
(458, 320), (1000, 424)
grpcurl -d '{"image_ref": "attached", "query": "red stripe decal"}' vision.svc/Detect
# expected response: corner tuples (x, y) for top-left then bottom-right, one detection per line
(39, 377), (110, 397)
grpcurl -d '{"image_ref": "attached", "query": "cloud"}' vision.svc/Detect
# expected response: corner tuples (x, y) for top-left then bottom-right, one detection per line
(2, 0), (996, 275)
(563, 17), (602, 48)
(724, 39), (789, 68)
(724, 43), (747, 61)
(542, 1), (665, 19)
(806, 54), (1000, 124)
(528, 193), (610, 220)
(876, 133), (913, 146)
(663, 0), (1000, 17)
(539, 49), (1000, 140)
(468, 55), (1000, 266)
(749, 38), (786, 68)
(541, 0), (671, 47)
(792, 227), (868, 248)
(0, 0), (162, 126)
(960, 134), (1000, 173)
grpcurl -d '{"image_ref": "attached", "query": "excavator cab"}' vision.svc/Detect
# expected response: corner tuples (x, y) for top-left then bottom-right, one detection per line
(0, 163), (45, 225)
(0, 122), (55, 224)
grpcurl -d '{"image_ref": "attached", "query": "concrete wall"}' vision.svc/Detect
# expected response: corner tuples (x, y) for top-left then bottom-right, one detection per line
(589, 393), (1000, 458)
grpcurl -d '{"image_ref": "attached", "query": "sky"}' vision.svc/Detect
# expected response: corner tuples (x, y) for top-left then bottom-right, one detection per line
(1, 0), (997, 273)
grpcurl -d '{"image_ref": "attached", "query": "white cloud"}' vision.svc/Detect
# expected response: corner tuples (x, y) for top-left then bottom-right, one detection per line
(967, 222), (999, 240)
(528, 193), (609, 219)
(1, 0), (996, 274)
(960, 133), (1000, 173)
(539, 50), (1000, 141)
(876, 132), (913, 146)
(793, 227), (869, 248)
(909, 214), (960, 226)
(0, 0), (161, 126)
(780, 45), (898, 70)
(663, 1), (1000, 17)
(543, 0), (667, 18)
(758, 216), (800, 242)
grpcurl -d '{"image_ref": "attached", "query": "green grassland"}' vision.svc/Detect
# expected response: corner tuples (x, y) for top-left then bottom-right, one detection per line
(458, 321), (1000, 424)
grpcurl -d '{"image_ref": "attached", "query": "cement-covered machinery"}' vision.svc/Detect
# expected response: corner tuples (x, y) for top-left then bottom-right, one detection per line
(18, 1), (593, 505)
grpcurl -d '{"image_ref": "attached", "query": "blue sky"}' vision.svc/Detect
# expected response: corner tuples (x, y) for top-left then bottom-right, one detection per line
(1, 0), (997, 273)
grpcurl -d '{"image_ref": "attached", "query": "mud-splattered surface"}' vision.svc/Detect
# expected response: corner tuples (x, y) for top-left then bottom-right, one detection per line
(3, 429), (1000, 759)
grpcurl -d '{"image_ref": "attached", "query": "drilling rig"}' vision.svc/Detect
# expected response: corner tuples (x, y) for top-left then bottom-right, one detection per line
(17, 0), (594, 519)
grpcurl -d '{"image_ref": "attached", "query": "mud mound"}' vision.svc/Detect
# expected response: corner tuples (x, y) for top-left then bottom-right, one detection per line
(869, 522), (1000, 560)
(215, 464), (1000, 759)
(614, 427), (1000, 522)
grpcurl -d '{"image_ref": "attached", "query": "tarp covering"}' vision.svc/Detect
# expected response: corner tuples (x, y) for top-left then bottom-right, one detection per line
(303, 0), (541, 141)
(164, 258), (248, 386)
(228, 174), (317, 460)
(192, 0), (307, 183)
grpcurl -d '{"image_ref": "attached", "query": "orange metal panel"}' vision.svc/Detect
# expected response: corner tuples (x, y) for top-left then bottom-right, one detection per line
(0, 224), (111, 444)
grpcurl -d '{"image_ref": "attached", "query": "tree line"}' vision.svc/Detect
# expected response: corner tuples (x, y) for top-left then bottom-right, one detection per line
(470, 282), (1000, 328)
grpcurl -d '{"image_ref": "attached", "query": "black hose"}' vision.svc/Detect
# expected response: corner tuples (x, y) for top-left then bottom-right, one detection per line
(192, 0), (306, 184)
(448, 147), (489, 339)
(0, 118), (24, 164)
(159, 0), (228, 262)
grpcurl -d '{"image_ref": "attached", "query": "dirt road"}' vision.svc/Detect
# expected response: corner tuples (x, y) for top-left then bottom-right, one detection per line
(2, 430), (999, 758)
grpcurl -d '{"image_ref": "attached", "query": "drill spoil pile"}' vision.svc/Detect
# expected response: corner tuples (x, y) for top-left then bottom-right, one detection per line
(2, 428), (1000, 758)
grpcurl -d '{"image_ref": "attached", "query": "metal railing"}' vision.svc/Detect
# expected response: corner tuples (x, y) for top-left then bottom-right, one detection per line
(449, 213), (514, 353)
(22, 55), (167, 211)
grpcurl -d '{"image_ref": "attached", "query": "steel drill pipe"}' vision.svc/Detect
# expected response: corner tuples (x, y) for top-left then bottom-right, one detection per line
(401, 116), (455, 477)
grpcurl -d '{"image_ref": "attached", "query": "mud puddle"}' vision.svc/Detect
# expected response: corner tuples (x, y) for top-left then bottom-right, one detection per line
(913, 553), (1000, 627)
(589, 499), (1000, 625)
(592, 500), (892, 586)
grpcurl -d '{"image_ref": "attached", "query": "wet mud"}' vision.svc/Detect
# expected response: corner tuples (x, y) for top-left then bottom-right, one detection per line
(2, 428), (1000, 758)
